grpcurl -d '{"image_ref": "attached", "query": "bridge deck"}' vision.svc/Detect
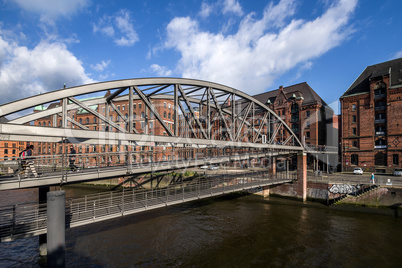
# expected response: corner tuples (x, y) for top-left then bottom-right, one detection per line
(0, 150), (293, 190)
(0, 171), (293, 242)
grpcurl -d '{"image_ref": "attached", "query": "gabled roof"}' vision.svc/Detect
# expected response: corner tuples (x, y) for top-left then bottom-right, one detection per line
(341, 57), (402, 98)
(252, 82), (327, 107)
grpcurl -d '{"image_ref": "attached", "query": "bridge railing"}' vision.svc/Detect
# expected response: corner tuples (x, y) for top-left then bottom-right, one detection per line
(304, 144), (338, 153)
(0, 148), (278, 181)
(0, 171), (295, 241)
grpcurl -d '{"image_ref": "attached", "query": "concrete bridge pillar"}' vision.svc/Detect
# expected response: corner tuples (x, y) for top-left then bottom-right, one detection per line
(261, 185), (271, 197)
(297, 152), (307, 202)
(270, 156), (276, 177)
(47, 191), (66, 268)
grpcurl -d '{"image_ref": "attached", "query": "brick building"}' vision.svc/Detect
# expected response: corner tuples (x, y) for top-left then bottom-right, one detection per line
(252, 82), (337, 170)
(340, 58), (402, 173)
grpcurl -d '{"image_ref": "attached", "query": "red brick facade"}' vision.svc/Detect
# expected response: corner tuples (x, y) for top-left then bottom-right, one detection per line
(340, 58), (402, 173)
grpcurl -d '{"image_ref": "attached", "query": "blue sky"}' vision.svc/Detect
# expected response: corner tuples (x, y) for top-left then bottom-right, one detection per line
(0, 0), (401, 114)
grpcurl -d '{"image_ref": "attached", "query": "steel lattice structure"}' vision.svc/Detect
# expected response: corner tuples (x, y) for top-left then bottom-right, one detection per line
(0, 78), (303, 150)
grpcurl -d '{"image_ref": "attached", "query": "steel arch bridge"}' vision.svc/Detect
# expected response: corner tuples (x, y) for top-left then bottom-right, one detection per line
(0, 78), (305, 190)
(0, 77), (303, 149)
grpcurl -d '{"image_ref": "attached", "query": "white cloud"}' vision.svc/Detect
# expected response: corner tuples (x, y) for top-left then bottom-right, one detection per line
(222, 0), (243, 16)
(0, 36), (94, 104)
(90, 60), (111, 72)
(199, 1), (213, 18)
(93, 10), (139, 47)
(164, 0), (358, 95)
(13, 0), (90, 24)
(392, 50), (402, 59)
(150, 64), (172, 76)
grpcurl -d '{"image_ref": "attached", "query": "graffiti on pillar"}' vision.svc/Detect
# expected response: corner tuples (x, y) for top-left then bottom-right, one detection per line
(328, 184), (357, 194)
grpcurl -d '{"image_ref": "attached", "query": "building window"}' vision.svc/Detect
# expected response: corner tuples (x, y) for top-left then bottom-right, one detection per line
(139, 103), (142, 109)
(306, 111), (310, 118)
(375, 152), (387, 166)
(352, 128), (357, 135)
(133, 113), (137, 119)
(352, 140), (357, 147)
(164, 102), (167, 108)
(141, 112), (145, 118)
(291, 103), (299, 113)
(306, 131), (310, 139)
(133, 104), (136, 109)
(393, 154), (399, 165)
(164, 111), (167, 118)
(117, 105), (120, 111)
(352, 104), (356, 111)
(79, 119), (82, 124)
(4, 149), (8, 154)
(94, 117), (97, 124)
(168, 113), (171, 119)
(86, 117), (89, 124)
(352, 115), (356, 123)
(169, 103), (171, 109)
(351, 154), (358, 165)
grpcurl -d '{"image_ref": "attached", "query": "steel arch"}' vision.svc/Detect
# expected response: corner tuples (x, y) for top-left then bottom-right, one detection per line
(0, 77), (303, 150)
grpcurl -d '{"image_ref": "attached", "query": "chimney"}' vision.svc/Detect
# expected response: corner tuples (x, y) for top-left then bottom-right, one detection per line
(279, 85), (283, 91)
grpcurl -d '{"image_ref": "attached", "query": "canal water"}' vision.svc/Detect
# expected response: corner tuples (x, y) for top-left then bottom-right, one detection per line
(1, 187), (401, 267)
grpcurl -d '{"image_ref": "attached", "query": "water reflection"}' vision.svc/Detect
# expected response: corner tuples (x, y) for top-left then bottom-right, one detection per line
(0, 188), (402, 267)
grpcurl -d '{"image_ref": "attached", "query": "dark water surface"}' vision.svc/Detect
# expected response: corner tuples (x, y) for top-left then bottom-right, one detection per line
(1, 187), (401, 267)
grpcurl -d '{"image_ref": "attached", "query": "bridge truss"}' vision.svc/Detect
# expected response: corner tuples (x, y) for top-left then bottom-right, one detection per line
(0, 78), (303, 150)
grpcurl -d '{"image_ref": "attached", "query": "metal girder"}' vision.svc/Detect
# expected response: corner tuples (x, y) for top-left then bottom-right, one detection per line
(269, 122), (283, 144)
(0, 77), (304, 150)
(132, 86), (174, 136)
(106, 87), (128, 102)
(0, 123), (302, 150)
(210, 89), (233, 141)
(68, 97), (126, 133)
(56, 113), (88, 130)
(178, 85), (208, 140)
(177, 99), (198, 138)
(253, 112), (268, 143)
(235, 102), (252, 141)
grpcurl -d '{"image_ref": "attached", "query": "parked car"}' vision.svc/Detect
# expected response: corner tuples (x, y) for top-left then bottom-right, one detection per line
(353, 167), (363, 175)
(200, 165), (209, 169)
(209, 166), (219, 170)
(393, 168), (402, 176)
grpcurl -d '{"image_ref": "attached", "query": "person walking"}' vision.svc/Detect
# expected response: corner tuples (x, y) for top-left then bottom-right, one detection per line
(371, 173), (375, 184)
(69, 145), (79, 172)
(24, 145), (39, 178)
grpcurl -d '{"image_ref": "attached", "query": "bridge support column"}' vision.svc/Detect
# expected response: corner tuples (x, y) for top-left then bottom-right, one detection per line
(297, 152), (307, 202)
(261, 185), (271, 197)
(39, 187), (49, 257)
(270, 156), (276, 177)
(47, 190), (66, 268)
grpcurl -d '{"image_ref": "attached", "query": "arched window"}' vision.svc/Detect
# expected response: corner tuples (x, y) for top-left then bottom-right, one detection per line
(164, 111), (167, 118)
(351, 154), (358, 165)
(79, 118), (82, 124)
(141, 112), (145, 118)
(133, 113), (137, 119)
(12, 149), (16, 154)
(38, 122), (41, 126)
(168, 113), (171, 119)
(375, 152), (387, 166)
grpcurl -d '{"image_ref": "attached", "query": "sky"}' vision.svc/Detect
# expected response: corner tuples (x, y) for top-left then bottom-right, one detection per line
(0, 0), (402, 114)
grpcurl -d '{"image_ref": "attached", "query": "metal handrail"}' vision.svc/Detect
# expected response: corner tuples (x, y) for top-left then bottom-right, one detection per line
(0, 172), (295, 241)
